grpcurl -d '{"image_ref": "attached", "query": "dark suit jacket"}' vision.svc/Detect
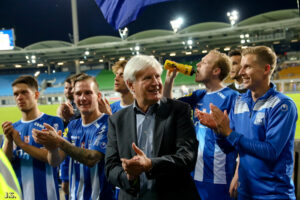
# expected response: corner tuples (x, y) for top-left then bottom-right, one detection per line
(105, 97), (200, 200)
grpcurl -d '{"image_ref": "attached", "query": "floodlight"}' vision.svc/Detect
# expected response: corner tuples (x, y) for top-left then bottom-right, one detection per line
(227, 10), (239, 26)
(119, 27), (128, 40)
(170, 17), (184, 33)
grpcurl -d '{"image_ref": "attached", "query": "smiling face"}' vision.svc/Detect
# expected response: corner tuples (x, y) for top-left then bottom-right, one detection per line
(74, 79), (100, 115)
(127, 66), (162, 111)
(240, 54), (267, 90)
(13, 83), (38, 113)
(114, 67), (129, 94)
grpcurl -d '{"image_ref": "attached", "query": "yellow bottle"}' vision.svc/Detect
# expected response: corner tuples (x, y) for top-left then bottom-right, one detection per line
(164, 60), (195, 76)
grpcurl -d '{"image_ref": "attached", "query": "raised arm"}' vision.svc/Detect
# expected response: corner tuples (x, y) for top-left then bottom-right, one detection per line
(163, 69), (177, 98)
(8, 125), (49, 163)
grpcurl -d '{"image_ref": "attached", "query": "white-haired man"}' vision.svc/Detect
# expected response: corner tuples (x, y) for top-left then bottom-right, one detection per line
(105, 55), (200, 200)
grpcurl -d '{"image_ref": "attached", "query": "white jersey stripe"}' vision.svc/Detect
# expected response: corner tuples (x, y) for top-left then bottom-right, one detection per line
(21, 159), (35, 200)
(91, 165), (100, 200)
(70, 159), (76, 200)
(194, 127), (206, 181)
(213, 144), (226, 184)
(77, 164), (85, 200)
(46, 165), (58, 200)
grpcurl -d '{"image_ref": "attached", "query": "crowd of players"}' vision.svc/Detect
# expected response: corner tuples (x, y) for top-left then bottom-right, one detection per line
(0, 45), (298, 200)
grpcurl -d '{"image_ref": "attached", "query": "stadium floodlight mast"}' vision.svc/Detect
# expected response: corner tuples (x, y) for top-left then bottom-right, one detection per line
(227, 10), (239, 26)
(170, 17), (183, 33)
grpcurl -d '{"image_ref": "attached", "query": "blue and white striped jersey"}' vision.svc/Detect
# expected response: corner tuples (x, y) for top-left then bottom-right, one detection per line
(179, 87), (238, 185)
(63, 114), (114, 200)
(12, 113), (64, 200)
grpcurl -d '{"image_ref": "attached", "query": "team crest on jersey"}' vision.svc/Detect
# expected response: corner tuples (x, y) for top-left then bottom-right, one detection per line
(24, 135), (30, 143)
(254, 112), (265, 125)
(63, 127), (69, 137)
(53, 123), (59, 131)
(281, 104), (288, 112)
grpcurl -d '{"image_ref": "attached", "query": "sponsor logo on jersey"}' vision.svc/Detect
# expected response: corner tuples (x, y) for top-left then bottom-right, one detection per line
(34, 122), (44, 129)
(217, 92), (226, 99)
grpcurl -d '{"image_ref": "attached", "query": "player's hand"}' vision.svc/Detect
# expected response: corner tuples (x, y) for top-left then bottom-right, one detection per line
(58, 103), (74, 122)
(229, 171), (238, 198)
(195, 108), (217, 130)
(98, 97), (112, 115)
(165, 68), (178, 82)
(2, 121), (14, 142)
(32, 123), (62, 150)
(209, 104), (232, 137)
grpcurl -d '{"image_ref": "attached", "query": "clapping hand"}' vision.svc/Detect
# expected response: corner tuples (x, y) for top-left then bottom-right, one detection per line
(121, 143), (152, 180)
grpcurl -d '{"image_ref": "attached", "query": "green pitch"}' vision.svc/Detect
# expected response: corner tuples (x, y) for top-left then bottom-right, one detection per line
(0, 94), (299, 139)
(0, 104), (59, 135)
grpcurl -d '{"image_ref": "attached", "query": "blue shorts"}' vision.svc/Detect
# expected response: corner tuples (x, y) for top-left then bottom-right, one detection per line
(194, 181), (233, 200)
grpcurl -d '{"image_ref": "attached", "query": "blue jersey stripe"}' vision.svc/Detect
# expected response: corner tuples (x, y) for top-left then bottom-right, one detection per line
(33, 159), (47, 200)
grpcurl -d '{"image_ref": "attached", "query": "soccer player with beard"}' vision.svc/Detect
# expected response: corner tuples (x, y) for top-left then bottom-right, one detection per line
(164, 50), (238, 200)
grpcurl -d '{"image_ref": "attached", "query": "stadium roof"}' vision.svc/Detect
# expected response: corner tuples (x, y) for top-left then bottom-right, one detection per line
(0, 9), (299, 69)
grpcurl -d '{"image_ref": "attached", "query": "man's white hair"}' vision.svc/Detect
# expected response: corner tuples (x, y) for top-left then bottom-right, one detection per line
(124, 55), (162, 83)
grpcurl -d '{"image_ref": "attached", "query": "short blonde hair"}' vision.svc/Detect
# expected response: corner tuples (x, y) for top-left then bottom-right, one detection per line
(242, 46), (277, 74)
(209, 50), (231, 81)
(112, 60), (128, 74)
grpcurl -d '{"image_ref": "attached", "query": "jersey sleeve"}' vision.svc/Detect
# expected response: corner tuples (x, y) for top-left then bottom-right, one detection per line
(178, 90), (205, 109)
(226, 99), (298, 162)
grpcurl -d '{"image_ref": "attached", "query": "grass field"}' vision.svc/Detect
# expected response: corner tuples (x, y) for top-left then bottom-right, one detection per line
(0, 94), (299, 138)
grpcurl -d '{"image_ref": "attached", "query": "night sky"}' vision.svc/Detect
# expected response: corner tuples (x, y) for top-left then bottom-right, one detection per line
(0, 0), (298, 48)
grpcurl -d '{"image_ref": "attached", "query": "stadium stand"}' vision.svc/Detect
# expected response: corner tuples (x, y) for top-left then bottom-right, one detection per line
(0, 74), (25, 96)
(278, 66), (300, 79)
(43, 86), (65, 95)
(83, 69), (102, 77)
(37, 72), (70, 85)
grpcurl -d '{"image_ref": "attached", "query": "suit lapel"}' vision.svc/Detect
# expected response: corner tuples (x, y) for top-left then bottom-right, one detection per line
(153, 98), (169, 156)
(126, 106), (138, 157)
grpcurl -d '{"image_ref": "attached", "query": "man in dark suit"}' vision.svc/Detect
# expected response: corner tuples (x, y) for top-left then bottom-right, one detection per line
(105, 55), (200, 200)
